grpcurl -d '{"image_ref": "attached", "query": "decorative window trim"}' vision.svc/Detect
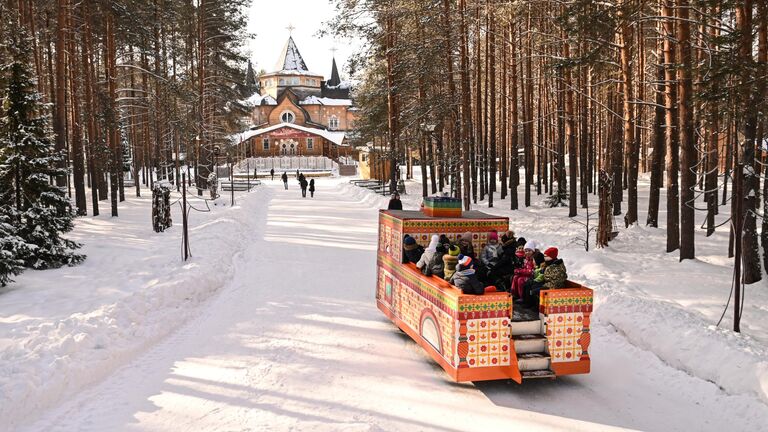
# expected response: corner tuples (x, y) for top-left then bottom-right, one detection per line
(307, 138), (314, 149)
(329, 115), (339, 130)
(280, 110), (296, 124)
(263, 138), (270, 150)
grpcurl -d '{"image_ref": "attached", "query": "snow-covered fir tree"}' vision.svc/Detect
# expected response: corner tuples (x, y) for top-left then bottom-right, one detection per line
(0, 210), (29, 286)
(0, 21), (84, 270)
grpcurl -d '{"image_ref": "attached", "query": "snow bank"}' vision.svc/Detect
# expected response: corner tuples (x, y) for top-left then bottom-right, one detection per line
(598, 288), (768, 405)
(0, 187), (271, 432)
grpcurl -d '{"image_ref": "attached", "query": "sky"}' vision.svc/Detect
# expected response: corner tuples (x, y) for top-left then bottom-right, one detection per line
(245, 0), (358, 80)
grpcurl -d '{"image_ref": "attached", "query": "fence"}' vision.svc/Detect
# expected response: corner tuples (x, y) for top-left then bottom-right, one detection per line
(236, 156), (340, 173)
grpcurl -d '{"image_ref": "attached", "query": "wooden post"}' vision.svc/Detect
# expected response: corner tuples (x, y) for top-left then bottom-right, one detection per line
(182, 173), (189, 261)
(733, 163), (743, 332)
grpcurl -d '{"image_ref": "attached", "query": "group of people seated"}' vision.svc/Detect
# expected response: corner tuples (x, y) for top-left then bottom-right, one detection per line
(401, 231), (567, 308)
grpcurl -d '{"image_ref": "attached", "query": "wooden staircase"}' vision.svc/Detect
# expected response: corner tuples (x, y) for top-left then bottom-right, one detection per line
(510, 306), (556, 379)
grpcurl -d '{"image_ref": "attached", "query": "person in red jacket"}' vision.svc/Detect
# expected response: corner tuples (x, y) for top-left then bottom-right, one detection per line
(511, 240), (537, 300)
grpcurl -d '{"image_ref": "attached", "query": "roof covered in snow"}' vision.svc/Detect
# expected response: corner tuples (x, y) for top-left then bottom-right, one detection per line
(242, 93), (277, 106)
(275, 36), (309, 73)
(299, 96), (353, 106)
(231, 123), (348, 146)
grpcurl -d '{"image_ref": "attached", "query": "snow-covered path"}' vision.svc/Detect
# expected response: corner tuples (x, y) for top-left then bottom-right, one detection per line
(23, 181), (768, 432)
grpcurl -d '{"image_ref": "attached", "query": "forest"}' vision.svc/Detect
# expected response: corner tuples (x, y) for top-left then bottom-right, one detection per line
(0, 0), (765, 288)
(329, 0), (767, 286)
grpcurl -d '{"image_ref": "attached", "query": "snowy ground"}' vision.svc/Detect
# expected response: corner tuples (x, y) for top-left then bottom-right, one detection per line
(0, 184), (268, 431)
(2, 176), (767, 431)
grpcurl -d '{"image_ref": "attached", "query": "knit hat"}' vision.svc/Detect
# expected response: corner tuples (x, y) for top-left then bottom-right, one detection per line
(426, 235), (439, 252)
(533, 251), (546, 266)
(404, 235), (416, 245)
(516, 237), (527, 248)
(448, 245), (461, 256)
(544, 247), (559, 260)
(461, 232), (473, 242)
(457, 254), (473, 269)
(488, 231), (499, 242)
(524, 240), (537, 251)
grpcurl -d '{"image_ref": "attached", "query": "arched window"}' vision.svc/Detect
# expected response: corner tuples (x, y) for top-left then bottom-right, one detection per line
(307, 138), (314, 150)
(291, 78), (299, 85)
(280, 111), (295, 124)
(279, 78), (285, 85)
(329, 115), (339, 130)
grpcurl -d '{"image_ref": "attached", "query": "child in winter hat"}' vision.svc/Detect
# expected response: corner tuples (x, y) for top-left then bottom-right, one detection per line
(450, 254), (484, 295)
(481, 231), (502, 269)
(417, 235), (440, 272)
(543, 247), (558, 261)
(443, 245), (461, 281)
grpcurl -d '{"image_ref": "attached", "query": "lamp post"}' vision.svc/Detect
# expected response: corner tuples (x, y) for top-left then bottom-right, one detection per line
(228, 154), (234, 206)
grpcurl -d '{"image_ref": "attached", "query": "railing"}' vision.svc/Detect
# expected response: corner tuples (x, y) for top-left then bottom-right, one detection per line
(235, 156), (339, 173)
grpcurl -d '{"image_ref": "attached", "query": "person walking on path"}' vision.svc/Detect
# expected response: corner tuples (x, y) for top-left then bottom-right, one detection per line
(281, 172), (288, 190)
(309, 179), (315, 198)
(387, 193), (403, 210)
(300, 177), (308, 198)
(270, 168), (275, 181)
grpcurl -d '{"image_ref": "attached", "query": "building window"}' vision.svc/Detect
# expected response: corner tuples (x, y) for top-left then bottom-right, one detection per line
(329, 115), (339, 130)
(263, 138), (269, 150)
(280, 111), (295, 124)
(292, 78), (299, 85)
(307, 138), (314, 150)
(279, 78), (285, 85)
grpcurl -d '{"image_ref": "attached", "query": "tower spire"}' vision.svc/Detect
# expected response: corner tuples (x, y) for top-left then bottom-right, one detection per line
(328, 48), (341, 87)
(274, 35), (309, 72)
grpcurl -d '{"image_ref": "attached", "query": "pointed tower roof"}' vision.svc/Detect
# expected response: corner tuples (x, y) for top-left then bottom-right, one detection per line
(327, 57), (341, 87)
(275, 36), (309, 72)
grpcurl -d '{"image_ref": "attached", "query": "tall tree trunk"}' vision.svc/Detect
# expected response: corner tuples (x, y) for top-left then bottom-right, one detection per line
(565, 40), (577, 217)
(678, 0), (696, 260)
(82, 0), (98, 216)
(618, 2), (637, 225)
(488, 9), (496, 208)
(459, 0), (472, 209)
(510, 22), (520, 210)
(67, 2), (86, 215)
(385, 6), (399, 195)
(662, 0), (680, 252)
(53, 0), (67, 187)
(736, 0), (762, 283)
(106, 11), (119, 217)
(647, 33), (665, 227)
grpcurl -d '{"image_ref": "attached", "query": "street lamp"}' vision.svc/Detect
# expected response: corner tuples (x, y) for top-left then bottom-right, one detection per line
(227, 154), (234, 206)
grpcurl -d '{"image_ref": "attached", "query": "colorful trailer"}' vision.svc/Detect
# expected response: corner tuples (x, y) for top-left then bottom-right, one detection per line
(376, 208), (593, 382)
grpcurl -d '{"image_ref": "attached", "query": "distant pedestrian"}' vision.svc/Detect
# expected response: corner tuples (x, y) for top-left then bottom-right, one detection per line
(270, 168), (275, 181)
(281, 172), (288, 190)
(296, 169), (300, 179)
(309, 179), (315, 198)
(387, 193), (403, 210)
(300, 177), (308, 198)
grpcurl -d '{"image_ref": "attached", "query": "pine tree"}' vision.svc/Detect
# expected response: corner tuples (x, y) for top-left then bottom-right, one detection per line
(0, 21), (84, 270)
(0, 209), (29, 286)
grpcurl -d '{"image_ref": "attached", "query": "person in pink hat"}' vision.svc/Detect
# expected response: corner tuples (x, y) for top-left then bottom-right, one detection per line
(480, 231), (502, 270)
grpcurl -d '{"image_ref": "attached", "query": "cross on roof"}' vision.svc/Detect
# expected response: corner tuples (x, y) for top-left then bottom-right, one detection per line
(330, 47), (338, 56)
(286, 24), (296, 35)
